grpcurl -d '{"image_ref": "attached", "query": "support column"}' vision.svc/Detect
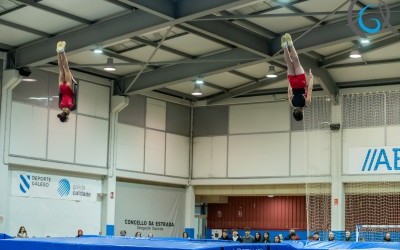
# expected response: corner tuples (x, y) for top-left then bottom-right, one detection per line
(184, 185), (195, 238)
(0, 69), (22, 234)
(330, 103), (345, 231)
(101, 95), (129, 236)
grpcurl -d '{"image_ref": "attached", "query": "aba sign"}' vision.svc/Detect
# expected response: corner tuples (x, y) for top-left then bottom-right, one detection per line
(347, 0), (398, 36)
(348, 147), (400, 174)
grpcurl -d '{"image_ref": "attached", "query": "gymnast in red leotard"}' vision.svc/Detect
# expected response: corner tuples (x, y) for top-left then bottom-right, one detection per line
(56, 41), (76, 122)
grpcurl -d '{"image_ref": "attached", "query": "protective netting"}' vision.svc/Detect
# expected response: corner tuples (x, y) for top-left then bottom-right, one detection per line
(304, 91), (400, 241)
(304, 96), (332, 240)
(345, 182), (400, 242)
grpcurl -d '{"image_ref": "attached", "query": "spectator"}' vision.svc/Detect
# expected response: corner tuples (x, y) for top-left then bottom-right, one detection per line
(328, 231), (335, 241)
(231, 229), (242, 242)
(76, 229), (83, 237)
(286, 229), (300, 240)
(278, 234), (284, 242)
(120, 230), (127, 236)
(383, 232), (391, 242)
(182, 232), (189, 238)
(17, 226), (28, 238)
(148, 232), (154, 238)
(242, 227), (254, 243)
(219, 229), (232, 240)
(344, 231), (352, 241)
(262, 232), (270, 243)
(274, 236), (281, 243)
(254, 232), (262, 243)
(135, 232), (142, 237)
(312, 232), (320, 241)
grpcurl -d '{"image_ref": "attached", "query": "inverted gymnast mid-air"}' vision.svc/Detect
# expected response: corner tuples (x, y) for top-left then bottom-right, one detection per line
(281, 33), (314, 121)
(56, 41), (77, 122)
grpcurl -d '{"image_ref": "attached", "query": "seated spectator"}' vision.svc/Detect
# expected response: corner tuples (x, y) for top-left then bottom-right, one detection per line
(344, 231), (352, 241)
(182, 232), (189, 238)
(383, 232), (391, 242)
(274, 236), (281, 243)
(278, 234), (284, 242)
(254, 232), (262, 243)
(263, 232), (271, 243)
(328, 231), (335, 241)
(231, 229), (242, 242)
(219, 229), (232, 240)
(17, 226), (28, 238)
(242, 227), (254, 243)
(120, 230), (127, 236)
(135, 231), (142, 237)
(148, 232), (154, 238)
(312, 232), (320, 241)
(76, 229), (83, 237)
(286, 229), (300, 240)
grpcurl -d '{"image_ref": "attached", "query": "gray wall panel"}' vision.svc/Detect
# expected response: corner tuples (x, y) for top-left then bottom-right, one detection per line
(118, 95), (146, 127)
(166, 103), (190, 136)
(194, 106), (228, 136)
(13, 69), (50, 107)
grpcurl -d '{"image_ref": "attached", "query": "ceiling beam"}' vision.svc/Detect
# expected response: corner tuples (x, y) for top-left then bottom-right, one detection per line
(299, 54), (338, 97)
(132, 37), (196, 59)
(0, 19), (51, 37)
(275, 1), (321, 24)
(320, 35), (400, 67)
(338, 77), (400, 88)
(121, 48), (264, 94)
(269, 5), (400, 56)
(15, 0), (93, 24)
(101, 48), (158, 70)
(229, 70), (259, 82)
(12, 0), (251, 67)
(155, 88), (198, 101)
(203, 81), (229, 92)
(207, 73), (288, 104)
(326, 58), (400, 69)
(105, 0), (138, 11)
(183, 21), (270, 57)
(0, 43), (14, 51)
(117, 0), (175, 20)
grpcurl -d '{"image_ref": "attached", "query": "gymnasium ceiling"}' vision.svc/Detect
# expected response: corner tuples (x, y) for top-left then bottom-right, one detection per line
(1, 0), (400, 104)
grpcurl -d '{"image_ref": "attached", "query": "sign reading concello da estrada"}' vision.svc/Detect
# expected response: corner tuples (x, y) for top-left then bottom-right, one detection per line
(348, 147), (400, 174)
(125, 219), (175, 231)
(12, 171), (101, 202)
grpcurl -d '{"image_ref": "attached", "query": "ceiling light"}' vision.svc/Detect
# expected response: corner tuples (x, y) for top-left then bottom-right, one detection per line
(195, 76), (204, 84)
(94, 45), (103, 54)
(266, 65), (277, 78)
(191, 84), (202, 96)
(104, 58), (116, 71)
(360, 38), (370, 45)
(268, 195), (274, 198)
(349, 48), (362, 58)
(21, 78), (37, 82)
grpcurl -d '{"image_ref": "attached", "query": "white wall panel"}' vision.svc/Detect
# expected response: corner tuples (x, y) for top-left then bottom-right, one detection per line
(193, 136), (227, 178)
(144, 129), (165, 174)
(342, 127), (385, 174)
(228, 133), (290, 177)
(9, 196), (101, 237)
(116, 124), (144, 172)
(75, 116), (108, 167)
(229, 102), (290, 133)
(115, 182), (185, 237)
(386, 125), (400, 146)
(77, 81), (110, 118)
(47, 109), (76, 162)
(165, 133), (189, 177)
(10, 102), (47, 158)
(291, 131), (331, 176)
(146, 98), (166, 130)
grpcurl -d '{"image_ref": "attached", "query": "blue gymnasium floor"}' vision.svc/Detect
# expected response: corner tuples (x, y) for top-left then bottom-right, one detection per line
(0, 236), (399, 250)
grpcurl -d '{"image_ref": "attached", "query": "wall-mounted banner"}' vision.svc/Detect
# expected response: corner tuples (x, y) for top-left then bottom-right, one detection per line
(348, 147), (400, 174)
(11, 171), (101, 202)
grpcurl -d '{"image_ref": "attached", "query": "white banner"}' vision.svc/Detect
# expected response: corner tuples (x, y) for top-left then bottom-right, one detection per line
(348, 147), (400, 174)
(12, 171), (101, 202)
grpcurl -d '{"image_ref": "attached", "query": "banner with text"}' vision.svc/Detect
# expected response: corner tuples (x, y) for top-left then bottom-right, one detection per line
(348, 147), (400, 174)
(11, 171), (101, 202)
